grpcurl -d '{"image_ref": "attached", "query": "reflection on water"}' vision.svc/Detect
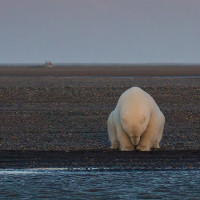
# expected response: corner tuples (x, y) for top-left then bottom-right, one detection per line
(0, 169), (199, 200)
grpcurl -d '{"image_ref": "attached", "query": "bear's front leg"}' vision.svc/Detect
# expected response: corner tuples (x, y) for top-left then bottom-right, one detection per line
(152, 112), (165, 150)
(152, 142), (160, 150)
(136, 118), (159, 151)
(111, 141), (120, 150)
(107, 112), (119, 150)
(116, 126), (135, 151)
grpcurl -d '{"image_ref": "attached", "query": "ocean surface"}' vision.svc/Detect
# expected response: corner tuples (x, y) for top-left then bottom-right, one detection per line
(0, 169), (199, 199)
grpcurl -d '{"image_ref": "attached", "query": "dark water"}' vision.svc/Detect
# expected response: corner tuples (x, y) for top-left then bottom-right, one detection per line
(0, 169), (199, 200)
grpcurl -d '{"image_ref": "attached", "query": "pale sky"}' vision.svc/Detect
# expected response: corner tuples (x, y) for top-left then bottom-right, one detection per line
(0, 0), (200, 64)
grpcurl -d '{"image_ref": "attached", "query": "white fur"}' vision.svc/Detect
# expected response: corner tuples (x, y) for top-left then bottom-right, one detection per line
(107, 87), (165, 151)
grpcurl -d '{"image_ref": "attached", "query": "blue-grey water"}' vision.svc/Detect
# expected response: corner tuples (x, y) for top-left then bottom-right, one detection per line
(0, 169), (199, 200)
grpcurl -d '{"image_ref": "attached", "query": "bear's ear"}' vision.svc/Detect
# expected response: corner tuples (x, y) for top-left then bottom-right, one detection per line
(143, 116), (146, 123)
(138, 115), (146, 124)
(142, 114), (150, 124)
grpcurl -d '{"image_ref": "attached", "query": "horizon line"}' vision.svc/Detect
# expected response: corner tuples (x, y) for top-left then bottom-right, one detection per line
(1, 62), (200, 66)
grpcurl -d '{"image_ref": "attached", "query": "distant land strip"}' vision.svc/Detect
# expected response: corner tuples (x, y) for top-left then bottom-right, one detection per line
(0, 64), (200, 77)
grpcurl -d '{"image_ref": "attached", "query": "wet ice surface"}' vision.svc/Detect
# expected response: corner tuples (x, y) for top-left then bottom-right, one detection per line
(0, 169), (199, 199)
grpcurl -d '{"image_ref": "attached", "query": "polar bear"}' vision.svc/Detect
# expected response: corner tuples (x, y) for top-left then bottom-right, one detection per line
(107, 87), (165, 151)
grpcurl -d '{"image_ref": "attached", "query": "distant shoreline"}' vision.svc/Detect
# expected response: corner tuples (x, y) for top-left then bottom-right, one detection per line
(0, 64), (200, 77)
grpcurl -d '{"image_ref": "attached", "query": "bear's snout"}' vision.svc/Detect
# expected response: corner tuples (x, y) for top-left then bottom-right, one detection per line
(131, 136), (140, 146)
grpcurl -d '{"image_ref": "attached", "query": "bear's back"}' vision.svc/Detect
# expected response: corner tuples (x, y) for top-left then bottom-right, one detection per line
(117, 87), (155, 111)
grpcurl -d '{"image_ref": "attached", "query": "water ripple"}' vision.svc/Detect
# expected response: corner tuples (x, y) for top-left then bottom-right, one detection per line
(0, 169), (199, 199)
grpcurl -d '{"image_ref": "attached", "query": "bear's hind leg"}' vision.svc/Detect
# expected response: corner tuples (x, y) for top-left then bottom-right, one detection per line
(116, 125), (134, 151)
